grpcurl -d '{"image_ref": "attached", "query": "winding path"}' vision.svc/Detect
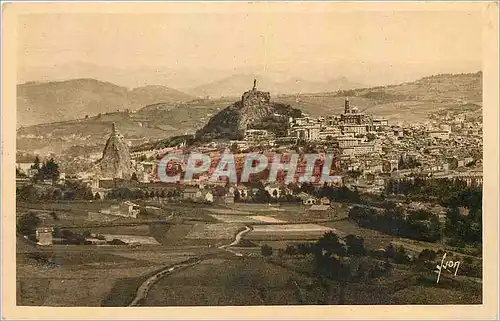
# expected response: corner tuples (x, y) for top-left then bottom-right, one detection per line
(218, 226), (252, 256)
(127, 225), (252, 306)
(128, 258), (202, 306)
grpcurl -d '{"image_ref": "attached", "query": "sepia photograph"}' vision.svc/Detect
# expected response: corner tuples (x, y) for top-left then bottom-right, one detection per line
(2, 1), (499, 320)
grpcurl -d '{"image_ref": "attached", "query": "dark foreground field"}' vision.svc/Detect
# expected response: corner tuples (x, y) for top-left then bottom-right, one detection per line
(16, 202), (482, 306)
(142, 256), (482, 306)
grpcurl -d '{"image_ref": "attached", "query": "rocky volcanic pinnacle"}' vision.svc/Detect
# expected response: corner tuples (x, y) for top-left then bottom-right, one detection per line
(196, 81), (302, 140)
(99, 122), (132, 179)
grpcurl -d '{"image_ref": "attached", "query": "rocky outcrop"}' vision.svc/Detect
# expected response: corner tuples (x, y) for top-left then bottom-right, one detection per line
(196, 83), (302, 140)
(99, 123), (132, 179)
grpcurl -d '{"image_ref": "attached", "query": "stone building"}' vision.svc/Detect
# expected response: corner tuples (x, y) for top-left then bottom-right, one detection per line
(36, 227), (54, 246)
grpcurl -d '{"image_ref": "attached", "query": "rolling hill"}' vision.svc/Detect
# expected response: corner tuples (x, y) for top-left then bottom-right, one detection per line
(186, 74), (363, 98)
(16, 71), (482, 156)
(277, 71), (482, 122)
(17, 79), (195, 127)
(16, 98), (234, 155)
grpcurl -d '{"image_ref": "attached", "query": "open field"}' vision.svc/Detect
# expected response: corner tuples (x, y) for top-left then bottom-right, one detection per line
(143, 255), (481, 306)
(144, 257), (308, 306)
(249, 216), (287, 223)
(16, 242), (213, 306)
(185, 223), (244, 240)
(223, 204), (287, 212)
(204, 208), (253, 215)
(209, 214), (288, 224)
(209, 214), (260, 223)
(16, 198), (483, 307)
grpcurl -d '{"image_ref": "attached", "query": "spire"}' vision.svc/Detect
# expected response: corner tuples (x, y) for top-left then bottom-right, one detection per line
(112, 122), (117, 134)
(253, 78), (257, 91)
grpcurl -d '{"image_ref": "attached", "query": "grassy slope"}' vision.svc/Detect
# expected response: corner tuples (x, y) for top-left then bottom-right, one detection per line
(279, 72), (482, 122)
(143, 255), (481, 306)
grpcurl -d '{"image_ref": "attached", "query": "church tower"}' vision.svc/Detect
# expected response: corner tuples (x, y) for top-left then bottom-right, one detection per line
(344, 98), (351, 114)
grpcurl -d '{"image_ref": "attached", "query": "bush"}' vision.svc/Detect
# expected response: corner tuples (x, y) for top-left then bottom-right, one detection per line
(345, 234), (366, 256)
(49, 212), (59, 221)
(261, 244), (273, 257)
(17, 212), (41, 235)
(285, 245), (298, 256)
(369, 263), (386, 278)
(394, 245), (410, 264)
(418, 249), (437, 262)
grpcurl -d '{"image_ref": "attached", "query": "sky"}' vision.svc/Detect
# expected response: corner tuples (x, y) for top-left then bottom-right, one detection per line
(17, 7), (483, 86)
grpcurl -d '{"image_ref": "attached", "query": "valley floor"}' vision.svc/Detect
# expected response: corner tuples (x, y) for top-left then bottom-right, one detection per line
(16, 202), (482, 306)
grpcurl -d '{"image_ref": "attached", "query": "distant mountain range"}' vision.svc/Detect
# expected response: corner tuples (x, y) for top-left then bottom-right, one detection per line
(185, 74), (364, 98)
(17, 74), (363, 127)
(17, 79), (195, 127)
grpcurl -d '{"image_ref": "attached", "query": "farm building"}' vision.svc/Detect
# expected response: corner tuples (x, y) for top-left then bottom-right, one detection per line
(35, 227), (54, 246)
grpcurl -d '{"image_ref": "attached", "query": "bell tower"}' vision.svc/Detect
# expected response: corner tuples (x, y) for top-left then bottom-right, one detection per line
(344, 98), (351, 114)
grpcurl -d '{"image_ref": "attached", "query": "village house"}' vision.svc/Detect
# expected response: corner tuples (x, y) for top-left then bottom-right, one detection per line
(183, 187), (202, 201)
(100, 201), (140, 218)
(265, 184), (281, 198)
(236, 185), (249, 199)
(36, 227), (54, 246)
(296, 192), (318, 205)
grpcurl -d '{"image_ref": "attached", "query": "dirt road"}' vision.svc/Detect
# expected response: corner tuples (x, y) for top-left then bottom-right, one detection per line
(128, 226), (252, 306)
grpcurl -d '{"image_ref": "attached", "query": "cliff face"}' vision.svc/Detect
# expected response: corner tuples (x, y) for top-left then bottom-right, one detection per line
(196, 88), (302, 140)
(99, 123), (132, 179)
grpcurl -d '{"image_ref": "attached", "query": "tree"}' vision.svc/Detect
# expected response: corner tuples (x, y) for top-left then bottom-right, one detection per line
(300, 182), (315, 195)
(418, 249), (437, 262)
(345, 234), (366, 256)
(17, 185), (40, 202)
(366, 133), (377, 141)
(230, 142), (240, 154)
(49, 211), (59, 221)
(272, 189), (279, 198)
(254, 188), (272, 203)
(63, 180), (93, 200)
(17, 212), (41, 236)
(261, 244), (273, 257)
(285, 245), (298, 255)
(408, 210), (432, 221)
(385, 244), (396, 258)
(38, 158), (60, 182)
(316, 232), (346, 257)
(234, 189), (241, 202)
(394, 246), (409, 264)
(16, 167), (27, 178)
(107, 187), (134, 200)
(398, 155), (405, 170)
(31, 156), (41, 170)
(53, 226), (63, 238)
(52, 189), (62, 200)
(383, 258), (392, 273)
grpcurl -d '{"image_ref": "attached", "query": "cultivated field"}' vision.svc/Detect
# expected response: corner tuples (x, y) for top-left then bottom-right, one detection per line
(16, 239), (210, 306)
(246, 224), (336, 241)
